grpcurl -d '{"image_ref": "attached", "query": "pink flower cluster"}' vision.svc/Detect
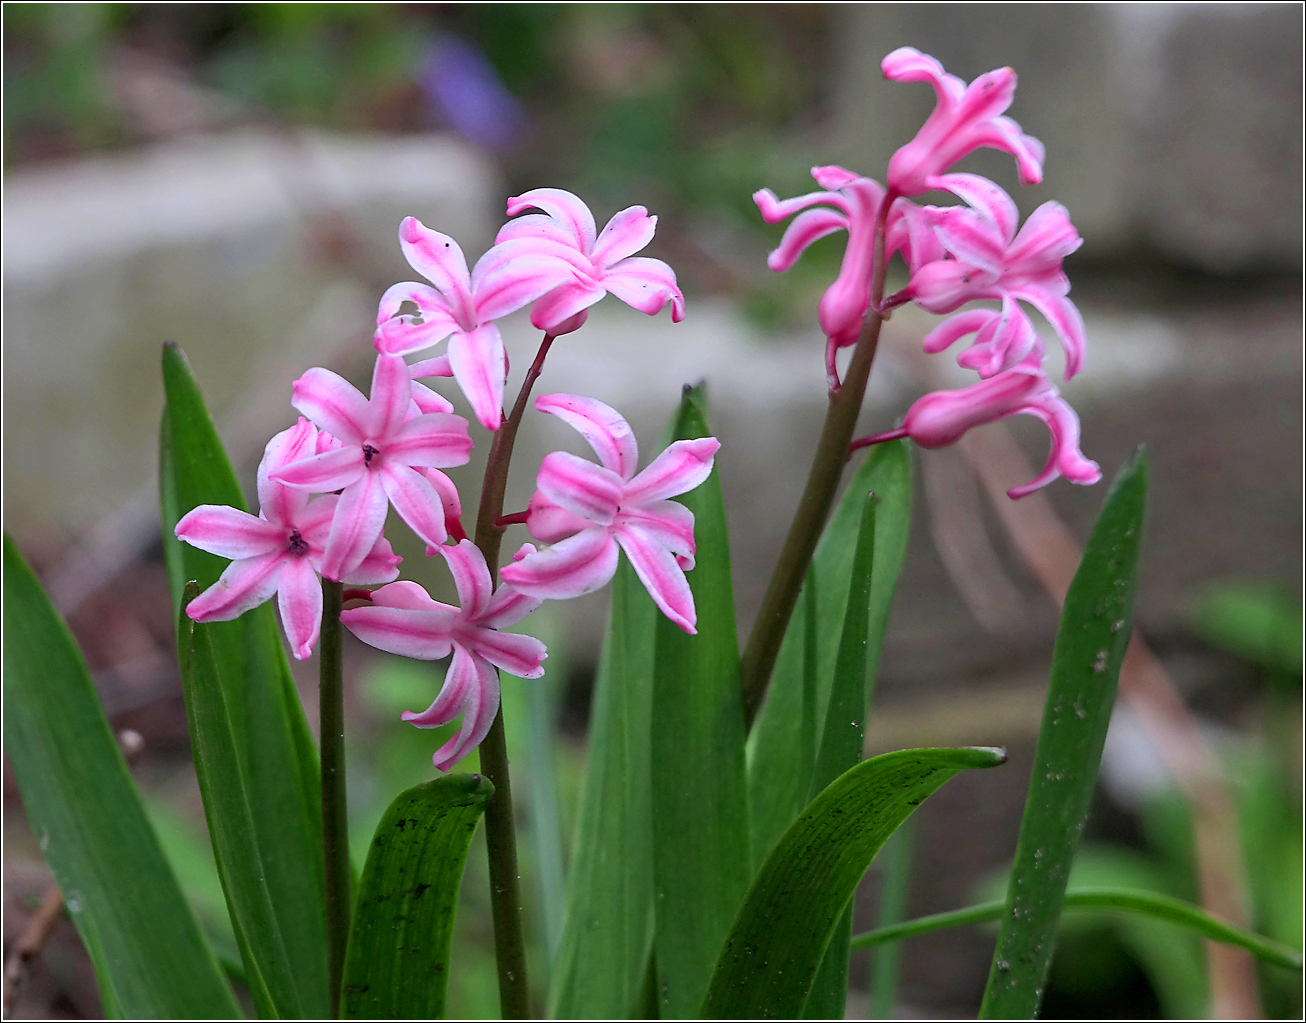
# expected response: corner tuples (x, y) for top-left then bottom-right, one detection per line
(175, 190), (707, 769)
(756, 47), (1100, 498)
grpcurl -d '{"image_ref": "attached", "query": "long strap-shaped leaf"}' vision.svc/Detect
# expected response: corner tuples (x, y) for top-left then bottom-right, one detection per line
(747, 441), (911, 869)
(549, 559), (657, 1018)
(702, 746), (1006, 1019)
(652, 385), (753, 1018)
(979, 448), (1148, 1019)
(160, 342), (329, 1018)
(3, 537), (241, 1019)
(341, 774), (494, 1019)
(850, 887), (1303, 972)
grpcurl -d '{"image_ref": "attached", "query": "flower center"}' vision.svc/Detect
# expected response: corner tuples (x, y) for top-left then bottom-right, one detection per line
(363, 443), (380, 466)
(287, 529), (309, 556)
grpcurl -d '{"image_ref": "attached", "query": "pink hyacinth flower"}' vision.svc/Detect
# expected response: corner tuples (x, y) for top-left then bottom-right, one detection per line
(882, 47), (1044, 197)
(851, 355), (1100, 498)
(271, 353), (473, 580)
(341, 540), (546, 771)
(499, 393), (718, 633)
(902, 174), (1085, 378)
(754, 165), (944, 387)
(176, 419), (402, 659)
(373, 216), (578, 429)
(496, 188), (685, 336)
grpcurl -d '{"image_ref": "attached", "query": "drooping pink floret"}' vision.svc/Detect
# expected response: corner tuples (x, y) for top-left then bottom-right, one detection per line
(900, 174), (1085, 378)
(882, 47), (1044, 197)
(499, 393), (718, 633)
(497, 188), (686, 337)
(754, 165), (943, 387)
(373, 216), (578, 429)
(851, 354), (1100, 498)
(175, 419), (402, 659)
(271, 353), (473, 580)
(341, 540), (546, 771)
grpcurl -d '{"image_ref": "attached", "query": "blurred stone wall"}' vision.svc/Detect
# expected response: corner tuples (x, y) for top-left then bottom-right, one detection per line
(831, 3), (1303, 272)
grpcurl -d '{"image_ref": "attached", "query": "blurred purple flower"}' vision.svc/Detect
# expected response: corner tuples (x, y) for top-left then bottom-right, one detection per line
(420, 36), (527, 153)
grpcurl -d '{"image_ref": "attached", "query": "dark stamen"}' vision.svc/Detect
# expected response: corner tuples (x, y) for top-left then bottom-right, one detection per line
(363, 443), (379, 466)
(287, 529), (309, 555)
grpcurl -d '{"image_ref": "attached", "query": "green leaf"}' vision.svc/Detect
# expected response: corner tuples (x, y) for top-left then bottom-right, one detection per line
(548, 560), (657, 1019)
(850, 887), (1302, 972)
(160, 342), (329, 1018)
(978, 448), (1149, 1020)
(747, 441), (911, 869)
(803, 491), (877, 1020)
(702, 746), (1006, 1020)
(3, 536), (240, 1019)
(340, 774), (494, 1020)
(651, 384), (753, 1018)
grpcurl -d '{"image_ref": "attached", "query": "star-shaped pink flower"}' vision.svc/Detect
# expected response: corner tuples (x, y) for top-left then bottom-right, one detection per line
(271, 353), (473, 580)
(373, 216), (577, 429)
(851, 353), (1100, 498)
(882, 47), (1045, 197)
(175, 419), (401, 659)
(496, 188), (685, 337)
(499, 394), (718, 633)
(341, 540), (547, 771)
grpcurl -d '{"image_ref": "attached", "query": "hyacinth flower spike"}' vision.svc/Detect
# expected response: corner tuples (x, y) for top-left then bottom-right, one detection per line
(499, 393), (718, 633)
(495, 188), (685, 337)
(175, 419), (402, 659)
(882, 47), (1045, 197)
(341, 540), (546, 771)
(851, 354), (1100, 498)
(271, 353), (473, 580)
(896, 173), (1086, 378)
(373, 217), (579, 429)
(754, 165), (944, 387)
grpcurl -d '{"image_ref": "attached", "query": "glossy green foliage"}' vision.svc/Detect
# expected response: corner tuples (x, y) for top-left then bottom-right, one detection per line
(747, 441), (911, 869)
(160, 342), (329, 1018)
(548, 559), (657, 1019)
(3, 537), (240, 1019)
(341, 775), (494, 1020)
(703, 746), (1007, 1019)
(651, 385), (752, 1018)
(979, 449), (1149, 1020)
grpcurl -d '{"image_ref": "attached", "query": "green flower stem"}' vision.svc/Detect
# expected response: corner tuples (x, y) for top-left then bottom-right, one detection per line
(849, 888), (1304, 973)
(319, 576), (350, 1017)
(740, 197), (894, 727)
(472, 331), (557, 1019)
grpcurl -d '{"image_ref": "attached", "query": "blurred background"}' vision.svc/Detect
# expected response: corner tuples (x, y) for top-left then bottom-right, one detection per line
(3, 3), (1301, 1018)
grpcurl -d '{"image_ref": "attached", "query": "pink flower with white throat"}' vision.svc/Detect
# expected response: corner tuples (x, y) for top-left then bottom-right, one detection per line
(901, 174), (1086, 378)
(271, 353), (473, 580)
(341, 540), (547, 771)
(882, 47), (1044, 197)
(373, 216), (577, 429)
(499, 394), (718, 633)
(496, 188), (685, 337)
(851, 354), (1100, 498)
(175, 419), (402, 659)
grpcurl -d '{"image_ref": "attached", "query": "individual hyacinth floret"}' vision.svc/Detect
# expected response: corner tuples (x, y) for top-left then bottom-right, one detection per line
(176, 419), (402, 659)
(499, 393), (718, 634)
(341, 539), (547, 771)
(271, 353), (473, 580)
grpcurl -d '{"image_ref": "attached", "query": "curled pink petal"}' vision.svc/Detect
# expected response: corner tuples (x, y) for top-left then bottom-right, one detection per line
(410, 355), (454, 379)
(401, 652), (470, 727)
(537, 452), (624, 525)
(499, 527), (620, 601)
(535, 393), (639, 478)
(381, 464), (448, 549)
(618, 499), (696, 568)
(525, 492), (591, 545)
(398, 217), (476, 329)
(1007, 392), (1101, 497)
(480, 581), (544, 630)
(271, 445), (364, 493)
(494, 212), (578, 248)
(257, 419), (318, 525)
(811, 164), (862, 190)
(528, 281), (607, 333)
(186, 552), (284, 622)
(277, 557), (323, 660)
(623, 437), (720, 504)
(1007, 201), (1083, 273)
(321, 472), (389, 581)
(373, 281), (460, 356)
(447, 324), (507, 431)
(473, 629), (547, 679)
(410, 381), (455, 416)
(175, 505), (283, 560)
(929, 206), (1009, 275)
(370, 579), (445, 611)
(423, 469), (466, 543)
(341, 602), (456, 660)
(1010, 286), (1086, 378)
(753, 187), (850, 224)
(901, 364), (1046, 448)
(922, 308), (996, 354)
(438, 539), (493, 620)
(768, 208), (849, 273)
(429, 650), (500, 772)
(931, 173), (1020, 242)
(905, 260), (1001, 315)
(506, 188), (597, 251)
(386, 413), (473, 468)
(602, 257), (685, 321)
(590, 206), (657, 267)
(615, 524), (697, 634)
(340, 534), (403, 586)
(291, 367), (372, 445)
